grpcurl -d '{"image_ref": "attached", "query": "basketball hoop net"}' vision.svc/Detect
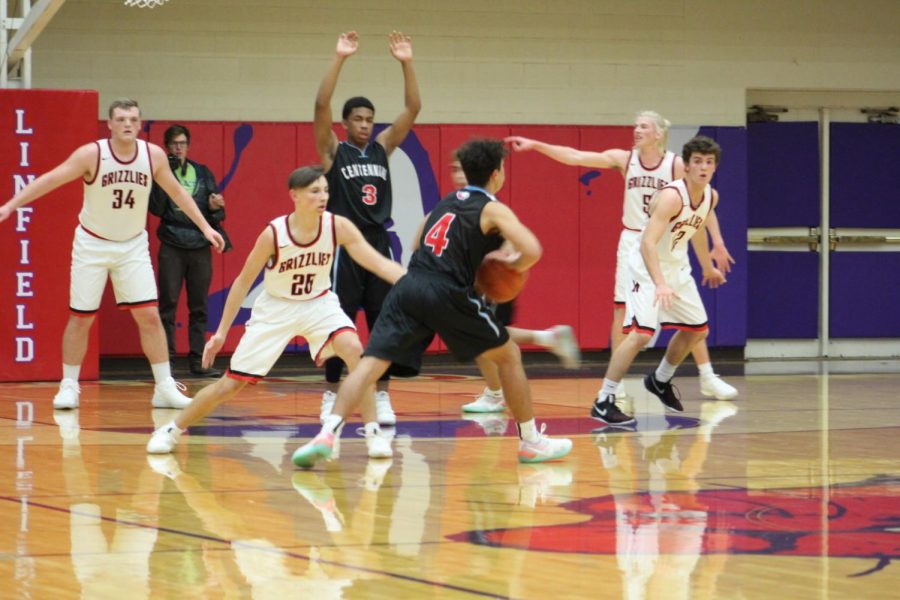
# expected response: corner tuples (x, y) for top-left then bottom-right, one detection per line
(124, 0), (169, 7)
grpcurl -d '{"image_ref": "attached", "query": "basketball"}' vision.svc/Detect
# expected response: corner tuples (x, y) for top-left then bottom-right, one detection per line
(475, 256), (528, 303)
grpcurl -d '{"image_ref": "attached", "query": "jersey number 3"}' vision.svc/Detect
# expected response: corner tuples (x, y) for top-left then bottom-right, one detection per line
(361, 184), (378, 206)
(423, 213), (456, 257)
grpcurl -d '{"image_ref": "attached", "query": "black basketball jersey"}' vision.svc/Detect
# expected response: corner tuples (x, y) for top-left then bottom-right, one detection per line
(408, 188), (503, 287)
(326, 141), (392, 227)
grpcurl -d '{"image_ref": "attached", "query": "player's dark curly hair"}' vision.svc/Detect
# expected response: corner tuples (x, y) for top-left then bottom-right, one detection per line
(682, 135), (721, 164)
(342, 96), (375, 120)
(288, 165), (326, 189)
(455, 139), (508, 188)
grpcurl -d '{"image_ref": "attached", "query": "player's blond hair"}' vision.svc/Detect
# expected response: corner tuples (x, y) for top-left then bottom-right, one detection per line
(108, 98), (140, 118)
(636, 110), (670, 151)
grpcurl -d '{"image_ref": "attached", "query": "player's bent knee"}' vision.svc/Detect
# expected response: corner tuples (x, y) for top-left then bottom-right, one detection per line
(480, 339), (520, 366)
(332, 332), (364, 362)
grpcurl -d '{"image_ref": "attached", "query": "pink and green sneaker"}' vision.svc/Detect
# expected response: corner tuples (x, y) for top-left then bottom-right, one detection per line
(292, 431), (335, 469)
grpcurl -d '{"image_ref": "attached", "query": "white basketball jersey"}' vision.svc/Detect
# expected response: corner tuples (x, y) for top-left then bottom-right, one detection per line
(80, 139), (153, 241)
(622, 150), (677, 230)
(653, 179), (712, 264)
(264, 212), (336, 300)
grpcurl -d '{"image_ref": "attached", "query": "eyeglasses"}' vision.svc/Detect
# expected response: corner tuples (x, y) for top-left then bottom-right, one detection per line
(168, 141), (189, 147)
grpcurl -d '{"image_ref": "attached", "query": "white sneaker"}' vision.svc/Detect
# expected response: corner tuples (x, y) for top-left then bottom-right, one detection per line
(358, 425), (394, 459)
(700, 374), (738, 400)
(374, 391), (396, 425)
(320, 390), (336, 423)
(151, 377), (191, 409)
(549, 325), (581, 369)
(461, 388), (506, 413)
(53, 379), (80, 409)
(517, 424), (573, 464)
(147, 422), (181, 454)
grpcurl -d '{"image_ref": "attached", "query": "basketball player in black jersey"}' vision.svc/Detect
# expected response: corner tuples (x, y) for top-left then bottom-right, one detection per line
(314, 31), (421, 427)
(293, 139), (572, 468)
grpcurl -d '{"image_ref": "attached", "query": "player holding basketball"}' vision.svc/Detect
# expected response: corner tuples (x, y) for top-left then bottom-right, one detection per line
(314, 30), (421, 426)
(0, 98), (225, 411)
(507, 111), (738, 402)
(589, 135), (726, 423)
(447, 152), (581, 416)
(292, 138), (572, 468)
(147, 166), (406, 456)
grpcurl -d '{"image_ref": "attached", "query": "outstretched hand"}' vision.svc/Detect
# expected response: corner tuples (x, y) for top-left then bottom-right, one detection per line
(505, 136), (535, 152)
(388, 30), (413, 62)
(336, 31), (359, 57)
(701, 267), (727, 288)
(202, 333), (225, 370)
(711, 244), (736, 274)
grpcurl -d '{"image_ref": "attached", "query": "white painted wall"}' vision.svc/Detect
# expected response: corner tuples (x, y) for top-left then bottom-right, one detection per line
(22, 0), (900, 124)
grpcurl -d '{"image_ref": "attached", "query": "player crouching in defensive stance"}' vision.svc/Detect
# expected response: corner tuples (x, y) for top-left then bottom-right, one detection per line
(147, 166), (406, 456)
(591, 135), (727, 427)
(293, 138), (572, 468)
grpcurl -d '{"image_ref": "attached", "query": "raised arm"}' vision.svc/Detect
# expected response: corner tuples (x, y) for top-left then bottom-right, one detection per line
(481, 201), (542, 272)
(640, 189), (682, 310)
(202, 227), (274, 368)
(375, 31), (421, 156)
(0, 144), (95, 223)
(149, 144), (224, 252)
(314, 32), (358, 172)
(335, 215), (407, 284)
(505, 136), (629, 171)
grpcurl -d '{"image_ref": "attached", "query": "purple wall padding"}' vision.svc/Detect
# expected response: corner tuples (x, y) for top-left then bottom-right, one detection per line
(748, 252), (820, 338)
(830, 253), (900, 338)
(748, 122), (820, 227)
(830, 123), (900, 228)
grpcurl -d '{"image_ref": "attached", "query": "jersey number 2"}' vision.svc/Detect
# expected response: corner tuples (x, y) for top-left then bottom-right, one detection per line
(361, 184), (378, 206)
(423, 213), (456, 257)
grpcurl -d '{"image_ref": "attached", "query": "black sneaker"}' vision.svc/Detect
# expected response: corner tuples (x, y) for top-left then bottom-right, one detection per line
(189, 365), (222, 378)
(590, 396), (636, 426)
(644, 374), (684, 412)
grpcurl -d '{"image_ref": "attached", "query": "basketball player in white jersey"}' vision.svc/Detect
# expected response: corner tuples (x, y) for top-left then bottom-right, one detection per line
(0, 98), (225, 411)
(147, 166), (406, 458)
(506, 112), (738, 402)
(592, 135), (726, 422)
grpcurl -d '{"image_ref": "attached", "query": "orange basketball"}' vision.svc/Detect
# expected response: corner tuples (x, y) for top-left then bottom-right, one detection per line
(475, 256), (528, 303)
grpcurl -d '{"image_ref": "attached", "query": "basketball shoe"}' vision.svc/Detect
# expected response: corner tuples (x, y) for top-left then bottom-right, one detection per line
(590, 395), (636, 426)
(151, 377), (192, 409)
(53, 379), (80, 410)
(462, 388), (506, 413)
(517, 424), (573, 464)
(357, 425), (394, 459)
(292, 431), (336, 469)
(320, 390), (336, 423)
(147, 422), (182, 454)
(700, 374), (738, 400)
(549, 325), (581, 369)
(644, 374), (684, 412)
(375, 390), (397, 425)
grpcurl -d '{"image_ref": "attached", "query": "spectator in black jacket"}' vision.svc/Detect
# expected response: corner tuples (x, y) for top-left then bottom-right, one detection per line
(150, 124), (231, 377)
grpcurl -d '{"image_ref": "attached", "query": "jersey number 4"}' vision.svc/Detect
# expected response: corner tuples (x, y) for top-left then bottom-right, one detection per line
(112, 189), (136, 209)
(423, 213), (456, 257)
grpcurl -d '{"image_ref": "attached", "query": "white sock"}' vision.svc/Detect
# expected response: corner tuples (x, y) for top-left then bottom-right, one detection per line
(697, 362), (715, 379)
(655, 358), (677, 383)
(151, 362), (172, 384)
(517, 419), (540, 443)
(322, 414), (344, 435)
(485, 387), (503, 398)
(532, 330), (554, 348)
(599, 378), (619, 403)
(62, 364), (81, 382)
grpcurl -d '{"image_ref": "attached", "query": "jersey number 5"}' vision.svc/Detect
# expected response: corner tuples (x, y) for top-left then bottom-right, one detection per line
(361, 184), (378, 206)
(423, 213), (456, 257)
